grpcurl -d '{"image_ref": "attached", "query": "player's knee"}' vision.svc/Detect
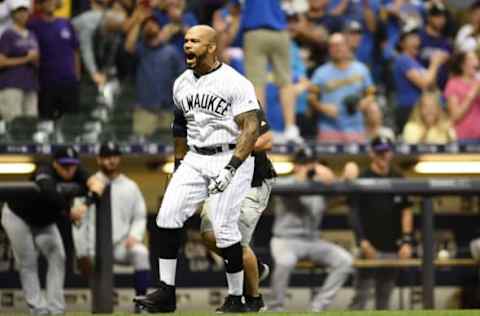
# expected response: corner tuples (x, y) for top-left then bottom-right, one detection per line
(273, 253), (297, 268)
(156, 208), (182, 229)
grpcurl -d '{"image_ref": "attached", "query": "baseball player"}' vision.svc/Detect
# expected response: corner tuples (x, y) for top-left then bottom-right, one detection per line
(134, 25), (260, 313)
(268, 148), (354, 312)
(72, 142), (151, 313)
(200, 109), (276, 312)
(1, 146), (104, 315)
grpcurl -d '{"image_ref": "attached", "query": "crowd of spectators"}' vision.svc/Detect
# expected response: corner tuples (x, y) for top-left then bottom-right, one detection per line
(0, 0), (479, 144)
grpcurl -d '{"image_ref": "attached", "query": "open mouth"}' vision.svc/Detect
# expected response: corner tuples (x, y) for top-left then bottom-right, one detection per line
(185, 52), (197, 65)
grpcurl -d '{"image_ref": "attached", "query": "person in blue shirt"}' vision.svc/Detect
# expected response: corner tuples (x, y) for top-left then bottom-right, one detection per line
(310, 33), (375, 143)
(418, 2), (452, 90)
(152, 0), (198, 54)
(230, 0), (301, 143)
(125, 9), (184, 142)
(392, 25), (447, 133)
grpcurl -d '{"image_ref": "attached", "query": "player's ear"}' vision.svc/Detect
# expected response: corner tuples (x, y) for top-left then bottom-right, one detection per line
(208, 42), (217, 54)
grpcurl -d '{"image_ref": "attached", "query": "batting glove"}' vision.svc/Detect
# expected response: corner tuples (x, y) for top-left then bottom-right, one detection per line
(208, 166), (236, 194)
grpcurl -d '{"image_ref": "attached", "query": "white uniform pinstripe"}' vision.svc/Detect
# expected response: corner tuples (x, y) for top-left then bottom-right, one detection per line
(156, 63), (259, 248)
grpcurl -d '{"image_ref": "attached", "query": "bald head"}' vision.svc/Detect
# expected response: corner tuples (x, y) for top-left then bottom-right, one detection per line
(186, 25), (218, 45)
(184, 24), (220, 72)
(328, 33), (351, 63)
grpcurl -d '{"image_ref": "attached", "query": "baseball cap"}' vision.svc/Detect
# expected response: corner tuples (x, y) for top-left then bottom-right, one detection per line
(427, 2), (447, 16)
(54, 146), (80, 165)
(8, 0), (31, 12)
(293, 147), (316, 164)
(99, 141), (122, 157)
(344, 20), (362, 33)
(472, 0), (480, 10)
(370, 136), (394, 153)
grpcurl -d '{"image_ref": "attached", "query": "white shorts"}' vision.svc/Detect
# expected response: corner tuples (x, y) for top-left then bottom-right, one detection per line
(157, 150), (255, 248)
(200, 179), (272, 246)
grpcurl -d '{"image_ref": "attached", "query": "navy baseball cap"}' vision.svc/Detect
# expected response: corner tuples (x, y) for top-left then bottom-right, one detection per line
(54, 146), (80, 165)
(370, 136), (394, 153)
(294, 147), (316, 164)
(99, 141), (122, 157)
(427, 2), (447, 16)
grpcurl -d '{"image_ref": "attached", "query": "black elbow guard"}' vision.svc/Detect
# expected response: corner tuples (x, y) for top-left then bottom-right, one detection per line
(172, 108), (187, 137)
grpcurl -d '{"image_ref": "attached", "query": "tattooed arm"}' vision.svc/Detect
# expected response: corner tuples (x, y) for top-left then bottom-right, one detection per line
(233, 109), (260, 161)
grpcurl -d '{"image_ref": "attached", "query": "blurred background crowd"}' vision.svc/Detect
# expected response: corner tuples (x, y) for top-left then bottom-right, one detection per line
(0, 0), (478, 145)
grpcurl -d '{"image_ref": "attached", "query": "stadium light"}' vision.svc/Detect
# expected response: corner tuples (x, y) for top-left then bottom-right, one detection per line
(0, 162), (36, 174)
(414, 161), (480, 174)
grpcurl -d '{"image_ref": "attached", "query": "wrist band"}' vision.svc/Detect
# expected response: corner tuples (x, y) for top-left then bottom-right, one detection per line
(227, 155), (244, 170)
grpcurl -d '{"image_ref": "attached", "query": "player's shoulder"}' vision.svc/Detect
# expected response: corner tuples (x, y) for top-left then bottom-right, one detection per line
(219, 63), (252, 85)
(117, 174), (141, 190)
(173, 69), (193, 92)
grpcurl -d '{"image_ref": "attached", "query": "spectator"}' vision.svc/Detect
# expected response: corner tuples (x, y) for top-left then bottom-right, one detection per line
(309, 33), (375, 143)
(72, 0), (109, 88)
(444, 51), (480, 142)
(364, 101), (395, 141)
(72, 142), (151, 314)
(28, 0), (80, 120)
(231, 0), (302, 143)
(125, 7), (183, 141)
(455, 1), (480, 53)
(423, 0), (457, 39)
(152, 0), (198, 54)
(348, 136), (414, 310)
(0, 0), (39, 122)
(268, 148), (354, 312)
(418, 2), (452, 90)
(393, 24), (448, 133)
(402, 91), (455, 144)
(0, 0), (12, 35)
(1, 146), (104, 315)
(288, 0), (343, 73)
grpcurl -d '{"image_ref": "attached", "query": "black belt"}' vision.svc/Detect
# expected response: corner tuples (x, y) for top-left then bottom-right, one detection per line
(190, 144), (236, 155)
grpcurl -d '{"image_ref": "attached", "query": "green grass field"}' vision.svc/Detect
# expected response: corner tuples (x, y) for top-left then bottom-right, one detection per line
(2, 311), (480, 316)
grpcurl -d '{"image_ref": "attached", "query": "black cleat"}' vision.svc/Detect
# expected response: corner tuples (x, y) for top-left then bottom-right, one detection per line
(133, 281), (176, 313)
(215, 295), (247, 313)
(245, 294), (265, 312)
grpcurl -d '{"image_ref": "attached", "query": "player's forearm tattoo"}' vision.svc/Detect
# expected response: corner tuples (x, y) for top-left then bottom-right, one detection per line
(174, 137), (188, 160)
(234, 110), (260, 161)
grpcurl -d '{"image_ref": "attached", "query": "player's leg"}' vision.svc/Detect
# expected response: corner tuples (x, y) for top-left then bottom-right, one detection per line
(268, 237), (303, 311)
(374, 267), (398, 310)
(1, 205), (48, 315)
(308, 239), (353, 311)
(115, 242), (151, 297)
(209, 157), (254, 312)
(34, 223), (66, 315)
(135, 158), (208, 312)
(349, 268), (375, 310)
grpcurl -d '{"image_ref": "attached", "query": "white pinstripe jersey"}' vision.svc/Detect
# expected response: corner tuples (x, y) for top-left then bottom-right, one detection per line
(173, 63), (260, 147)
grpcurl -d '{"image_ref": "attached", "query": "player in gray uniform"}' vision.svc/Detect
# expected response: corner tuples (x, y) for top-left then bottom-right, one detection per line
(134, 25), (260, 313)
(1, 146), (104, 315)
(268, 148), (354, 312)
(200, 109), (276, 312)
(72, 142), (150, 312)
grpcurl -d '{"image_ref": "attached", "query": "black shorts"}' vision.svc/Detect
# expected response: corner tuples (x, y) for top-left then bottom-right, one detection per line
(38, 82), (79, 120)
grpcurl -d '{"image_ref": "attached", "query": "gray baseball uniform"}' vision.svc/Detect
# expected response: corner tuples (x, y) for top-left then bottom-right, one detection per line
(269, 176), (353, 312)
(73, 172), (150, 271)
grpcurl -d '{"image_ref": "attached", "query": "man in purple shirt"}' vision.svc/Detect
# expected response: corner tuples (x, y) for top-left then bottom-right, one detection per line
(0, 0), (39, 122)
(28, 0), (80, 120)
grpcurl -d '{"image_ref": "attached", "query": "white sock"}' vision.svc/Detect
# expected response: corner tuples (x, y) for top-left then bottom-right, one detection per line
(159, 258), (177, 286)
(226, 270), (244, 296)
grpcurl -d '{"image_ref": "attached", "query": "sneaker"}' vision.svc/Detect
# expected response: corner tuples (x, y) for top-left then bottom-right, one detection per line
(133, 281), (176, 313)
(215, 295), (247, 313)
(245, 295), (265, 312)
(283, 125), (304, 144)
(258, 263), (270, 283)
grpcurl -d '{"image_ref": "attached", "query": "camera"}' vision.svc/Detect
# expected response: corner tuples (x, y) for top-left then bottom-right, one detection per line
(343, 94), (362, 116)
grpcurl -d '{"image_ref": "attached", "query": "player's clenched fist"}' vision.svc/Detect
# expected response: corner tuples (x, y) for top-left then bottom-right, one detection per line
(208, 166), (236, 194)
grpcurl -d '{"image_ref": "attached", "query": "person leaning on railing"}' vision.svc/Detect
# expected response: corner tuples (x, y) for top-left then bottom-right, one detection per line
(348, 136), (414, 311)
